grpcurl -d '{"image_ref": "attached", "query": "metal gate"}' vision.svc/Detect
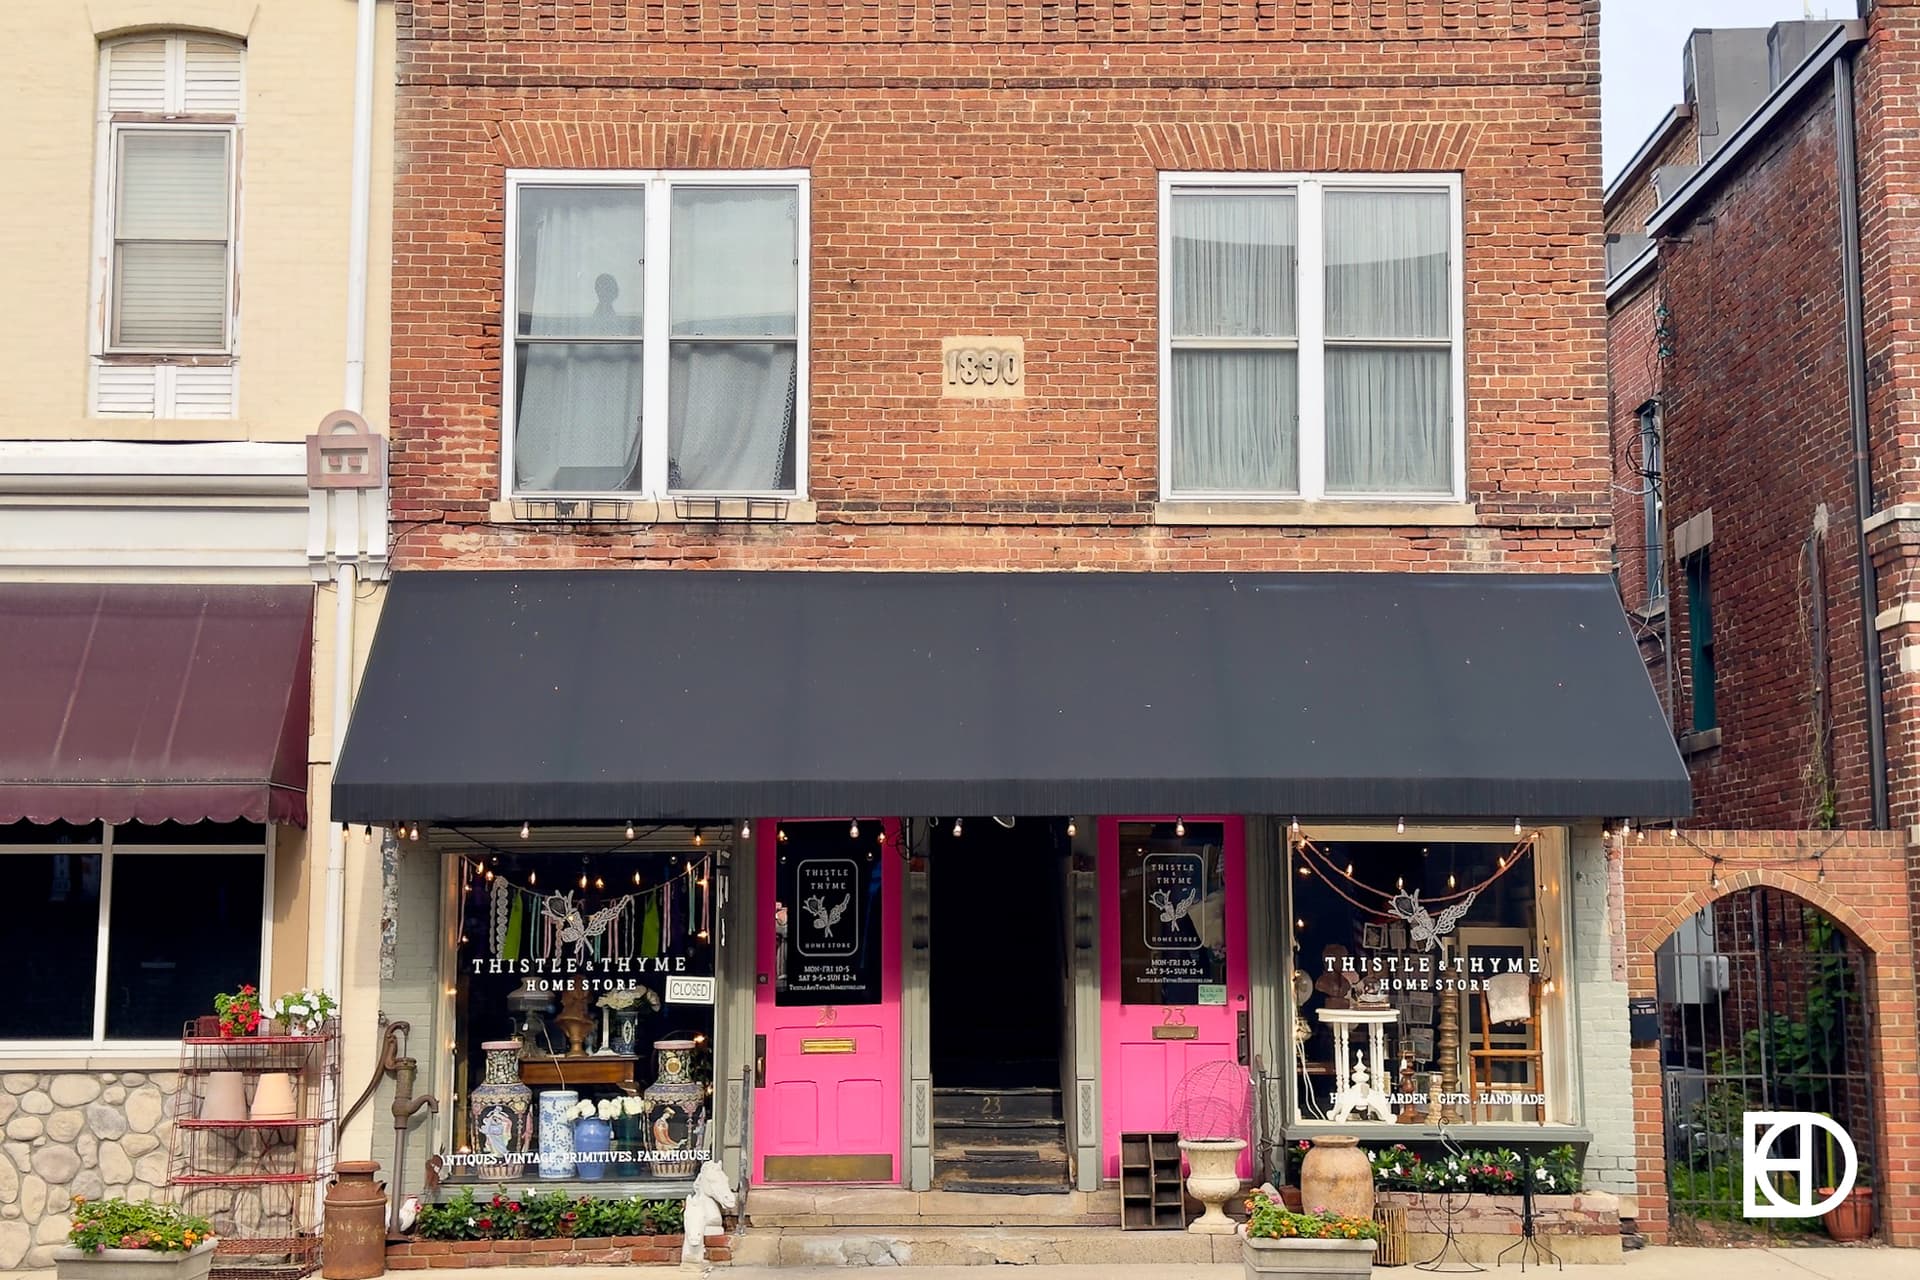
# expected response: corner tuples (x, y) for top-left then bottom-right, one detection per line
(1654, 886), (1877, 1242)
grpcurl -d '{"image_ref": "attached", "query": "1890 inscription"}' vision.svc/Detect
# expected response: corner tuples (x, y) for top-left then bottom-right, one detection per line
(941, 336), (1025, 399)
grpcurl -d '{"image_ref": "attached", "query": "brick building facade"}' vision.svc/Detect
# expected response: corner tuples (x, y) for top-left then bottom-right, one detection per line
(339, 0), (1692, 1242)
(1605, 2), (1920, 1248)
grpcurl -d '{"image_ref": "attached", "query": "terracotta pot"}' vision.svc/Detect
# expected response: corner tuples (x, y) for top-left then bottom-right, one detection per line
(200, 1072), (249, 1123)
(1280, 1187), (1304, 1212)
(1300, 1135), (1374, 1220)
(250, 1071), (298, 1121)
(1820, 1186), (1873, 1242)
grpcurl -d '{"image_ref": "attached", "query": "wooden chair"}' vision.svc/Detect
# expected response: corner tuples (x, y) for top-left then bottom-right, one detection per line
(1467, 975), (1545, 1122)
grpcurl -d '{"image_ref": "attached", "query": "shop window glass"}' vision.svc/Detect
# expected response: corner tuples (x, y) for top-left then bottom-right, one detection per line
(1116, 821), (1229, 1005)
(773, 821), (886, 1006)
(1287, 835), (1570, 1127)
(448, 840), (718, 1182)
(0, 824), (266, 1043)
(106, 853), (263, 1038)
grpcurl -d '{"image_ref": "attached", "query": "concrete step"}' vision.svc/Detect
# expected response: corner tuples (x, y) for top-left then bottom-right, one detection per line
(730, 1226), (1245, 1268)
(932, 1086), (1063, 1124)
(933, 1121), (1066, 1145)
(743, 1187), (1122, 1229)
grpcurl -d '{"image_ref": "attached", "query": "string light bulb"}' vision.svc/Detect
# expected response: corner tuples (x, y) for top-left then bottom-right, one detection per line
(579, 872), (589, 889)
(1291, 817), (1300, 834)
(1447, 873), (1456, 889)
(849, 820), (860, 839)
(1670, 823), (1679, 840)
(693, 828), (704, 846)
(410, 823), (421, 841)
(1345, 862), (1354, 877)
(953, 817), (964, 837)
(1397, 817), (1405, 834)
(1297, 863), (1311, 878)
(1066, 818), (1077, 837)
(594, 875), (605, 890)
(1514, 818), (1522, 835)
(1296, 917), (1306, 930)
(876, 828), (886, 844)
(740, 819), (751, 839)
(521, 821), (531, 839)
(778, 827), (788, 842)
(484, 868), (495, 883)
(626, 821), (636, 840)
(1175, 817), (1186, 836)
(528, 870), (537, 886)
(634, 870), (642, 885)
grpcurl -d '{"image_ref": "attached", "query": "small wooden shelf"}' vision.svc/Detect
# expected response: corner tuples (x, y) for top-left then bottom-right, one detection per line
(1119, 1131), (1187, 1230)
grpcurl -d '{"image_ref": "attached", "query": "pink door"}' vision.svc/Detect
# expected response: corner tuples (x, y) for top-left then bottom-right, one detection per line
(1099, 817), (1249, 1177)
(754, 819), (902, 1184)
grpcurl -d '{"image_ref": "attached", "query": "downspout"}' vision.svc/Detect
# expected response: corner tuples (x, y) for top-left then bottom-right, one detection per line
(322, 0), (379, 1000)
(1835, 50), (1891, 829)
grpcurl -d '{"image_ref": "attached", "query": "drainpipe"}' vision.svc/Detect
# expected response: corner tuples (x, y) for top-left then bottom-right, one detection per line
(322, 0), (379, 1007)
(1835, 50), (1891, 830)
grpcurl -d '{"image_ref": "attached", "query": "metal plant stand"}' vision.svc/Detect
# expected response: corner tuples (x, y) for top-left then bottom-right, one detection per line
(1496, 1154), (1562, 1271)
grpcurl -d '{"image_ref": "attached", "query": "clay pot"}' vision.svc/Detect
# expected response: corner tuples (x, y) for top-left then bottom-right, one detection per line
(200, 1072), (249, 1123)
(1299, 1134), (1374, 1220)
(1821, 1186), (1874, 1242)
(251, 1071), (299, 1121)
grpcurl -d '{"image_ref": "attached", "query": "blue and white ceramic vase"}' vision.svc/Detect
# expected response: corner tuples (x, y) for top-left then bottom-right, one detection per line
(573, 1115), (612, 1181)
(468, 1041), (533, 1181)
(536, 1088), (579, 1179)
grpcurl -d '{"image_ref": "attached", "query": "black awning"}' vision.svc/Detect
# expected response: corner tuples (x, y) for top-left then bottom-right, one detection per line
(333, 570), (1690, 823)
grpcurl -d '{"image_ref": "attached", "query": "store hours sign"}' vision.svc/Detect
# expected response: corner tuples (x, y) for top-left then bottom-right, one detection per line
(1121, 844), (1226, 1003)
(776, 856), (883, 1006)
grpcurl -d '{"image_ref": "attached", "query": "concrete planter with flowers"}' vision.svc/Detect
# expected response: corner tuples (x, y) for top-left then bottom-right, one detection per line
(54, 1199), (217, 1280)
(54, 1240), (217, 1280)
(1242, 1191), (1379, 1280)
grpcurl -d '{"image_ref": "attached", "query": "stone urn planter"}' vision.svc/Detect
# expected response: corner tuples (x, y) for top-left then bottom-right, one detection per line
(1299, 1135), (1373, 1219)
(1178, 1137), (1248, 1234)
(1243, 1236), (1377, 1280)
(54, 1241), (217, 1280)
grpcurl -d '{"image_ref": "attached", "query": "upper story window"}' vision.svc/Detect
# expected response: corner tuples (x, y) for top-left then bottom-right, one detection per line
(1160, 174), (1463, 502)
(1640, 403), (1666, 604)
(91, 34), (244, 419)
(504, 171), (808, 498)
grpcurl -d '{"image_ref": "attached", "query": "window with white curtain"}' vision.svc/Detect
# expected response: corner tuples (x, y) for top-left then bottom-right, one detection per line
(506, 172), (807, 497)
(1161, 175), (1463, 501)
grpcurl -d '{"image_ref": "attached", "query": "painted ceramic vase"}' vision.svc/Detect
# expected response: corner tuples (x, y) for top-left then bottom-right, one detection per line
(573, 1116), (612, 1181)
(641, 1039), (707, 1179)
(537, 1089), (579, 1179)
(611, 1007), (642, 1057)
(469, 1041), (534, 1181)
(1300, 1134), (1374, 1220)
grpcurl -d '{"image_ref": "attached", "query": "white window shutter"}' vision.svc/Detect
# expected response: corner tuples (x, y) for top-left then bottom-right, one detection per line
(171, 365), (238, 418)
(105, 39), (168, 113)
(182, 42), (244, 114)
(91, 364), (161, 417)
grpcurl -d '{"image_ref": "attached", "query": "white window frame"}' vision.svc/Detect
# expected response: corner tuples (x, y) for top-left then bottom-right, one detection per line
(1157, 172), (1466, 503)
(90, 35), (245, 362)
(0, 824), (273, 1058)
(501, 169), (811, 501)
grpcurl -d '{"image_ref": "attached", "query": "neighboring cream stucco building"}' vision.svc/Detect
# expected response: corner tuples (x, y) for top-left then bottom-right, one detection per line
(0, 1), (394, 1267)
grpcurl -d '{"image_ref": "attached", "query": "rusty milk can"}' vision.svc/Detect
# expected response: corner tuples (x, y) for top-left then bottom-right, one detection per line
(322, 1160), (388, 1279)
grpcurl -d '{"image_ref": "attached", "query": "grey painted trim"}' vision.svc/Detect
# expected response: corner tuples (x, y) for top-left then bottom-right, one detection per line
(1604, 244), (1658, 303)
(1604, 104), (1692, 210)
(716, 836), (755, 1181)
(1647, 22), (1866, 236)
(905, 851), (932, 1190)
(1247, 817), (1288, 1172)
(1070, 820), (1102, 1191)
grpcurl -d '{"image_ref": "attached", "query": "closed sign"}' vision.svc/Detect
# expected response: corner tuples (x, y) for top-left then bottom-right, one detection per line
(666, 975), (715, 1005)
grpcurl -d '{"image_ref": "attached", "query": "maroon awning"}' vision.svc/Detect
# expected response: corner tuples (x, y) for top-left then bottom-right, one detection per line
(0, 585), (312, 827)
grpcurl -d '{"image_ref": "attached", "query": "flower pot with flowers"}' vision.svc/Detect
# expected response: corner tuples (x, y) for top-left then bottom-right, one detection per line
(212, 986), (262, 1038)
(54, 1196), (216, 1280)
(1242, 1191), (1379, 1280)
(265, 988), (337, 1036)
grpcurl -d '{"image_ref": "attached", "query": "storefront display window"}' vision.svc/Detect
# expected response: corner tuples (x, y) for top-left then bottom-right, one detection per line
(1286, 830), (1570, 1128)
(0, 820), (266, 1042)
(448, 838), (717, 1184)
(1117, 821), (1229, 1005)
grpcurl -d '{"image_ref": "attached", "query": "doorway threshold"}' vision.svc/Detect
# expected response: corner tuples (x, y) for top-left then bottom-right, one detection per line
(745, 1185), (1121, 1229)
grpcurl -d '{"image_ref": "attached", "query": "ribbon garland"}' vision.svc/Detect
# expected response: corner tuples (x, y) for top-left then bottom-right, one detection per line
(457, 854), (713, 964)
(1289, 829), (1539, 921)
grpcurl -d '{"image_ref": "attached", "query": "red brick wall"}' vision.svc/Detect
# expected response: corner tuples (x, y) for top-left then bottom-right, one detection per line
(1630, 93), (1859, 829)
(386, 1233), (729, 1268)
(388, 0), (1610, 575)
(1621, 831), (1919, 1247)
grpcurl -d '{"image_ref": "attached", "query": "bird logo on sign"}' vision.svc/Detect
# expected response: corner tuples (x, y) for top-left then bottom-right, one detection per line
(802, 894), (851, 939)
(1389, 888), (1478, 952)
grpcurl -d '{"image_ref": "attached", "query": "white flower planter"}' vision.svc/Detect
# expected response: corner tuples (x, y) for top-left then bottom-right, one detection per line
(1243, 1235), (1376, 1280)
(54, 1241), (216, 1280)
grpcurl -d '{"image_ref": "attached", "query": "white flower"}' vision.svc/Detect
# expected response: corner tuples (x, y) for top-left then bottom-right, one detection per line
(466, 1218), (476, 1227)
(1456, 1175), (1466, 1184)
(569, 1101), (597, 1121)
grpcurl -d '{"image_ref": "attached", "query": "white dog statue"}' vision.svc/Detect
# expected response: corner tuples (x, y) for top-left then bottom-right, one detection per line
(681, 1161), (737, 1270)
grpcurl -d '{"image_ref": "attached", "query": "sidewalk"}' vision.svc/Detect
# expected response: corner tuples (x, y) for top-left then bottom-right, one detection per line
(386, 1244), (1916, 1280)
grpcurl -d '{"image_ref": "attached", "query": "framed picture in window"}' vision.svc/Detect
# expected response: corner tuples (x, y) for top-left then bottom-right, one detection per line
(1407, 990), (1435, 1024)
(1409, 1028), (1435, 1061)
(1362, 923), (1386, 950)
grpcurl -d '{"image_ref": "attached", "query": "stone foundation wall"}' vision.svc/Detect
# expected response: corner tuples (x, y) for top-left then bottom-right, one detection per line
(0, 1070), (176, 1270)
(1379, 1190), (1623, 1265)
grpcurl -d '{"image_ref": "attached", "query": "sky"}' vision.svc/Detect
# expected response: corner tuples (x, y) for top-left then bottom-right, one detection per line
(1602, 0), (1861, 184)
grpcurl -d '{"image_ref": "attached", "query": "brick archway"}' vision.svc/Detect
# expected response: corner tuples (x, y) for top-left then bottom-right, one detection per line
(1620, 832), (1918, 1247)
